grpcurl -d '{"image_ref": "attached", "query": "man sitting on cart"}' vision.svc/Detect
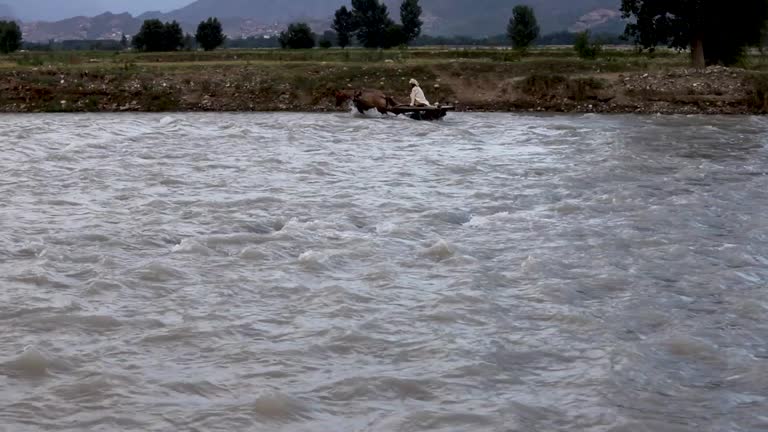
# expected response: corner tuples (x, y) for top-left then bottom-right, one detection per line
(409, 79), (431, 107)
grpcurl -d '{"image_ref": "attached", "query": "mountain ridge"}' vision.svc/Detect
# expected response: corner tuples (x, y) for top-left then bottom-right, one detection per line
(161, 0), (620, 36)
(14, 0), (624, 43)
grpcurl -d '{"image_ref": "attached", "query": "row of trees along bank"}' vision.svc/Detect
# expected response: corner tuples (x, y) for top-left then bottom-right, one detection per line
(3, 0), (768, 68)
(330, 0), (423, 49)
(128, 0), (768, 68)
(132, 17), (225, 52)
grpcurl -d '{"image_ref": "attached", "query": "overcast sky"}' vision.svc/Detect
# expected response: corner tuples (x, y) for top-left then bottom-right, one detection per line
(3, 0), (192, 21)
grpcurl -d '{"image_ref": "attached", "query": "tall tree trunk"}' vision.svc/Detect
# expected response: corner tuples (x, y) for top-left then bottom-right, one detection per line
(691, 33), (705, 69)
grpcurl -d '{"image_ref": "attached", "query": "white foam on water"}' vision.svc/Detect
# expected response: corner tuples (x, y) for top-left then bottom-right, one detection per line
(280, 217), (364, 241)
(298, 250), (330, 264)
(159, 116), (177, 126)
(419, 239), (456, 261)
(464, 211), (512, 228)
(171, 238), (214, 256)
(375, 221), (403, 235)
(239, 246), (269, 261)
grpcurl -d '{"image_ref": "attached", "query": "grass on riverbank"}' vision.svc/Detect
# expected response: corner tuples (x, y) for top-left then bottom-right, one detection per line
(2, 47), (768, 113)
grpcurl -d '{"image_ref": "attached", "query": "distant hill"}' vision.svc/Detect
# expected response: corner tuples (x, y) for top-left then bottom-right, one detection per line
(0, 0), (189, 21)
(165, 0), (341, 23)
(162, 0), (621, 36)
(17, 0), (625, 42)
(20, 13), (141, 42)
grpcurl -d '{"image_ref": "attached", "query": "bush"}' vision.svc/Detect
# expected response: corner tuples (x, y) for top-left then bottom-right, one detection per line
(566, 77), (607, 101)
(319, 39), (333, 49)
(574, 30), (602, 60)
(519, 74), (608, 101)
(746, 72), (768, 111)
(519, 74), (567, 96)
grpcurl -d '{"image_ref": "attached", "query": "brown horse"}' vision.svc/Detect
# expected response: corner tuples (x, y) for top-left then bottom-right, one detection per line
(335, 89), (399, 115)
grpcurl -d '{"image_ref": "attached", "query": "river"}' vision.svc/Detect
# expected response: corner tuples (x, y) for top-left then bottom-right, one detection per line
(1, 112), (767, 431)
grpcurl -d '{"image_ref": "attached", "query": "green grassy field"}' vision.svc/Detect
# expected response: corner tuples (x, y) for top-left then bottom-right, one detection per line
(2, 46), (686, 65)
(5, 46), (768, 77)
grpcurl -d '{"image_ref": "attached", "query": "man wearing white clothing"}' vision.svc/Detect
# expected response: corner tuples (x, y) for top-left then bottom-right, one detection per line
(409, 78), (431, 107)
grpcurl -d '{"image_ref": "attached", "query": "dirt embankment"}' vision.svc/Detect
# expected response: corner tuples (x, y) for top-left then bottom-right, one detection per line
(0, 62), (765, 114)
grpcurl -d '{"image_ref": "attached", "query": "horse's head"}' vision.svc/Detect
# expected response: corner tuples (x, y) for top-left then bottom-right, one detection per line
(334, 90), (354, 107)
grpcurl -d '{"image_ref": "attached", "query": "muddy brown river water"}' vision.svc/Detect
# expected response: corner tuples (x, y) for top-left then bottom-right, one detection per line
(1, 112), (767, 431)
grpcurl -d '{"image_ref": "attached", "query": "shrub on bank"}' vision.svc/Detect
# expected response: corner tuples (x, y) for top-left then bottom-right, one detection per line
(574, 31), (603, 60)
(746, 72), (768, 111)
(519, 74), (609, 101)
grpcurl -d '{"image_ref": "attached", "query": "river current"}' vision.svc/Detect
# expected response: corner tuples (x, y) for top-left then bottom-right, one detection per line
(1, 112), (767, 432)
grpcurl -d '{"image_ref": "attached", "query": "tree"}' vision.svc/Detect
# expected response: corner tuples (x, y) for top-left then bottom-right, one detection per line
(382, 24), (407, 48)
(183, 33), (196, 51)
(120, 33), (128, 49)
(132, 19), (184, 52)
(621, 0), (768, 68)
(132, 19), (160, 51)
(507, 5), (540, 51)
(332, 6), (355, 48)
(351, 0), (394, 48)
(400, 0), (423, 43)
(0, 20), (22, 54)
(319, 30), (336, 48)
(196, 17), (226, 51)
(279, 22), (316, 49)
(163, 21), (184, 51)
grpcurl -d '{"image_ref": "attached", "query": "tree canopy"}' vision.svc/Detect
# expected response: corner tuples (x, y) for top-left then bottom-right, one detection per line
(196, 17), (226, 51)
(132, 19), (184, 52)
(507, 5), (540, 51)
(0, 20), (22, 54)
(337, 0), (423, 48)
(332, 6), (355, 48)
(351, 0), (394, 48)
(279, 22), (316, 49)
(400, 0), (423, 43)
(621, 0), (768, 67)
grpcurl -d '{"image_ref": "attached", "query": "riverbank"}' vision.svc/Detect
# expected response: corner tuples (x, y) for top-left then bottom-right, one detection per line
(1, 49), (767, 114)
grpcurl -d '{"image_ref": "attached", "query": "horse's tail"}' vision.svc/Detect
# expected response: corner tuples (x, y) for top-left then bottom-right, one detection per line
(385, 96), (398, 108)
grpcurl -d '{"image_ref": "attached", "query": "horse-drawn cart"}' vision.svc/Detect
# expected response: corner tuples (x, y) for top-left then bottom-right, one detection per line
(334, 89), (455, 121)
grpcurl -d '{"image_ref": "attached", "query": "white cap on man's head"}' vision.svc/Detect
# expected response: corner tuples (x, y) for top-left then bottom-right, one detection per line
(409, 78), (419, 86)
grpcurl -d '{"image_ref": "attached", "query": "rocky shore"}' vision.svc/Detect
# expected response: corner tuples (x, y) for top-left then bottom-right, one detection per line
(0, 61), (765, 115)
